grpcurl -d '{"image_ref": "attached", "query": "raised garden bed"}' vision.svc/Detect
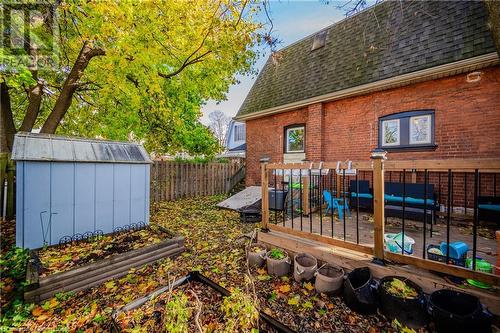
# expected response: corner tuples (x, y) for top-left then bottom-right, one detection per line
(24, 225), (184, 303)
(112, 271), (295, 333)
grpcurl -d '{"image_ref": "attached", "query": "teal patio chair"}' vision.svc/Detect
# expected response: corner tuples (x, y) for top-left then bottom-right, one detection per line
(323, 190), (351, 220)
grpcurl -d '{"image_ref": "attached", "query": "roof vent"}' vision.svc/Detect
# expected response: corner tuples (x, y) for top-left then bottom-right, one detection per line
(311, 30), (327, 51)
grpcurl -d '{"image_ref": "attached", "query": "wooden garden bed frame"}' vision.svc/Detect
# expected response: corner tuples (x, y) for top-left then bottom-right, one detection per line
(24, 229), (185, 303)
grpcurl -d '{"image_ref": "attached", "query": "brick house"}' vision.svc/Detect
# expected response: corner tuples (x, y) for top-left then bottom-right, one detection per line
(234, 1), (500, 188)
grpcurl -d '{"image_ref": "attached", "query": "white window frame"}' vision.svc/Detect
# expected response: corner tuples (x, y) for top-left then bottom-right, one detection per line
(286, 126), (305, 153)
(409, 114), (432, 145)
(233, 125), (244, 142)
(381, 119), (400, 147)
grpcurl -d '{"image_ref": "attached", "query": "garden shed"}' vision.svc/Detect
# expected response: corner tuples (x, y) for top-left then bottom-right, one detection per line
(12, 133), (152, 249)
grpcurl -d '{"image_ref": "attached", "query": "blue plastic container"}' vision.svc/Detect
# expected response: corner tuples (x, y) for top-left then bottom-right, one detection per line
(440, 242), (468, 260)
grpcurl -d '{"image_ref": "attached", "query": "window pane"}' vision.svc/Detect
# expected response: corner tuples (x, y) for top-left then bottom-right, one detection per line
(234, 125), (244, 141)
(410, 115), (431, 144)
(287, 127), (304, 152)
(382, 119), (400, 146)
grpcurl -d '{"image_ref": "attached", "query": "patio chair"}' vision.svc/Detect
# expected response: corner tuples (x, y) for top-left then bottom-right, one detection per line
(323, 190), (351, 220)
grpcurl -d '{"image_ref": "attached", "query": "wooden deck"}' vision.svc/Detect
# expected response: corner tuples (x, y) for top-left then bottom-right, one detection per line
(271, 211), (498, 265)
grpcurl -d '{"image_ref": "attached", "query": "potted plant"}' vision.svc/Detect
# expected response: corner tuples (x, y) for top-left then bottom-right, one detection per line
(246, 243), (267, 267)
(314, 263), (344, 295)
(293, 253), (317, 282)
(265, 248), (290, 276)
(378, 276), (428, 329)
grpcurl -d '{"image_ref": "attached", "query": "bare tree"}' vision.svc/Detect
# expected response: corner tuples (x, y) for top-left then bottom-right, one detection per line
(208, 110), (230, 148)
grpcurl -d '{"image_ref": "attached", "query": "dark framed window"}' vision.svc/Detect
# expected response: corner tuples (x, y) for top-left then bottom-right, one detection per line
(284, 124), (305, 153)
(378, 110), (436, 150)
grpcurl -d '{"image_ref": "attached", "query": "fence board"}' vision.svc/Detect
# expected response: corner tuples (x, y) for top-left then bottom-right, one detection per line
(150, 161), (244, 203)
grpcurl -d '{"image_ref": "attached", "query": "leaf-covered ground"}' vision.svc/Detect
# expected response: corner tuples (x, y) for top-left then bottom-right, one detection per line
(2, 195), (398, 332)
(36, 226), (170, 277)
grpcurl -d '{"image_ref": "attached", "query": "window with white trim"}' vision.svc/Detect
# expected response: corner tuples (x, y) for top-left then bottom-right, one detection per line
(378, 110), (435, 150)
(381, 119), (400, 147)
(285, 125), (305, 153)
(233, 124), (245, 142)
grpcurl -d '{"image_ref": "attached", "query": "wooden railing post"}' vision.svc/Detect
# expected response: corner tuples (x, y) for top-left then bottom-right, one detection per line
(371, 149), (387, 261)
(260, 158), (270, 231)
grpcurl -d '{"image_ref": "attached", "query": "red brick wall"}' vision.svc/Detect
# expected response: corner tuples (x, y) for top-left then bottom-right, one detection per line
(245, 66), (500, 186)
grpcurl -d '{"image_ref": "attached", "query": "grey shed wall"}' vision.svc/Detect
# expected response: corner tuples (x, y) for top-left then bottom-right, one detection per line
(12, 133), (151, 249)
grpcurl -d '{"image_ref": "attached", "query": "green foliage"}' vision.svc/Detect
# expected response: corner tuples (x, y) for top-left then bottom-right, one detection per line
(0, 299), (34, 331)
(0, 247), (31, 330)
(0, 247), (29, 281)
(383, 278), (418, 299)
(268, 248), (287, 260)
(163, 293), (191, 333)
(173, 156), (229, 164)
(4, 1), (263, 156)
(221, 288), (259, 333)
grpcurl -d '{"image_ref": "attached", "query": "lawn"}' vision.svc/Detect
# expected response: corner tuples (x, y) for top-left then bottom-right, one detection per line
(1, 195), (393, 332)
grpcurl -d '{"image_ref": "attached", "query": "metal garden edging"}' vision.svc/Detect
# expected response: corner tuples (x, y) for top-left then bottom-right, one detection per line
(111, 271), (297, 333)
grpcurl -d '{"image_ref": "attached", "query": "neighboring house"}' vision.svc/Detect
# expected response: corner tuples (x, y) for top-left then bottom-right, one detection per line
(220, 120), (246, 158)
(235, 1), (500, 186)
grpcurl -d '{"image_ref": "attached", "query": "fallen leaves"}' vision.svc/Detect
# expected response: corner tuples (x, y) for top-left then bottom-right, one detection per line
(36, 226), (168, 277)
(278, 284), (291, 293)
(8, 195), (392, 332)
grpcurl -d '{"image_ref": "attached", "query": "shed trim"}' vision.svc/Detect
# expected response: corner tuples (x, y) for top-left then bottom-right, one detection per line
(12, 132), (152, 164)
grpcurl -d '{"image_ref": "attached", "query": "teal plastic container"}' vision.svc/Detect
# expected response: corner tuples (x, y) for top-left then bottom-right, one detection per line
(440, 242), (468, 259)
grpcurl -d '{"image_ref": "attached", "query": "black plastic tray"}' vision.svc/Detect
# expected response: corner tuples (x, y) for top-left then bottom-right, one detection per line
(111, 271), (296, 333)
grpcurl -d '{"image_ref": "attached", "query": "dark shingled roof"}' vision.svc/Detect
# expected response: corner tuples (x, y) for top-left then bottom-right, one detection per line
(229, 143), (246, 152)
(236, 1), (496, 118)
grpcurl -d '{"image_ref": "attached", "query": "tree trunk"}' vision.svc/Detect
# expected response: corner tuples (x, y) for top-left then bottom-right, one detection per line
(485, 0), (500, 54)
(0, 82), (16, 153)
(19, 83), (43, 132)
(40, 42), (105, 134)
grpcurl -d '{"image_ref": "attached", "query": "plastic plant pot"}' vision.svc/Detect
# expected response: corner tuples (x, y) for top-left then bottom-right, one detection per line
(314, 264), (344, 295)
(293, 253), (317, 283)
(428, 289), (492, 333)
(378, 276), (428, 329)
(343, 267), (378, 314)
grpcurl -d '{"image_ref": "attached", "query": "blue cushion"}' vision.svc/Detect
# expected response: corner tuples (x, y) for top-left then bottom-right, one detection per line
(404, 197), (435, 205)
(385, 194), (403, 203)
(351, 192), (373, 199)
(478, 204), (500, 212)
(384, 194), (434, 205)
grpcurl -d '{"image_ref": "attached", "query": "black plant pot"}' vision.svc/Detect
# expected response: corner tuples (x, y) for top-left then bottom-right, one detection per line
(378, 276), (429, 329)
(428, 289), (492, 333)
(343, 267), (378, 314)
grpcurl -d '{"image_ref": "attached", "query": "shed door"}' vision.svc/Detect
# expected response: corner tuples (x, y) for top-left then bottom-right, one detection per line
(23, 162), (51, 248)
(50, 162), (75, 244)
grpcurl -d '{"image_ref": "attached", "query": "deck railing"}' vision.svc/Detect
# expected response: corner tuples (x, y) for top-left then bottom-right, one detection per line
(260, 153), (500, 286)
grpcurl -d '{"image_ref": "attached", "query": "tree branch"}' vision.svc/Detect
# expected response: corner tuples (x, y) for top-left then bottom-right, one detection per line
(158, 2), (221, 79)
(19, 82), (43, 132)
(40, 42), (105, 134)
(0, 81), (16, 152)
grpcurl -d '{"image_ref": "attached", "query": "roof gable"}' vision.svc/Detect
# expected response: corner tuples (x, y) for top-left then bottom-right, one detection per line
(236, 1), (496, 119)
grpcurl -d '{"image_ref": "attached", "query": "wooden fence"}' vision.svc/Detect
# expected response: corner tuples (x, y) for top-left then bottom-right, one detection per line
(150, 161), (244, 202)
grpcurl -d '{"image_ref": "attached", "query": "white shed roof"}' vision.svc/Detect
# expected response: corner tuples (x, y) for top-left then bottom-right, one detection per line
(12, 133), (152, 164)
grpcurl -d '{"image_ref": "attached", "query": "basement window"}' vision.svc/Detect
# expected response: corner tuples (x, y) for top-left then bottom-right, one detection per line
(379, 110), (436, 150)
(311, 30), (327, 51)
(285, 125), (305, 153)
